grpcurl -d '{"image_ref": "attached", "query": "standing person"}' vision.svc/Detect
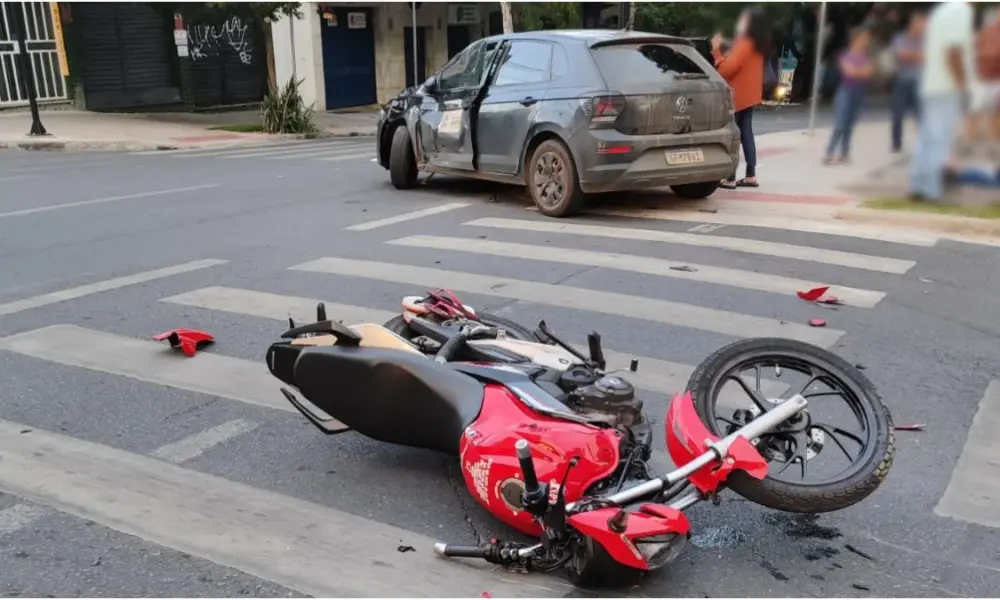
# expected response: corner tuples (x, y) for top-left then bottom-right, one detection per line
(966, 7), (1000, 141)
(712, 5), (770, 189)
(890, 10), (927, 152)
(824, 28), (875, 165)
(910, 1), (976, 202)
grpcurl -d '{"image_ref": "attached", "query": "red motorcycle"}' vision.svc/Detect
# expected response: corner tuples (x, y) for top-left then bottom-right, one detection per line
(267, 309), (894, 587)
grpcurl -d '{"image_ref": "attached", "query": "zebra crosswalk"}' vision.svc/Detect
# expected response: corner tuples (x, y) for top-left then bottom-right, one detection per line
(131, 137), (376, 163)
(0, 205), (990, 595)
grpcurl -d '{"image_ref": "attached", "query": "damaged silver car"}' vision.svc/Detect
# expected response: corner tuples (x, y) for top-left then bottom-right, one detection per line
(376, 29), (740, 218)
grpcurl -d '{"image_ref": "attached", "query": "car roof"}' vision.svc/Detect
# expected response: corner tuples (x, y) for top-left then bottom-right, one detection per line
(480, 29), (693, 48)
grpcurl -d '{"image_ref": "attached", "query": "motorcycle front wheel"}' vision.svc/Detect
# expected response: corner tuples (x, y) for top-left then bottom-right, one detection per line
(686, 337), (895, 514)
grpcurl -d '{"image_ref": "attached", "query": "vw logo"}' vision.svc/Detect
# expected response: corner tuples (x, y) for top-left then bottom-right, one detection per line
(676, 97), (689, 113)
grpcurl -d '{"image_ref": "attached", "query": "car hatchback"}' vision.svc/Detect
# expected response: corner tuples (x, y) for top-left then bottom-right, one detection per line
(376, 29), (740, 217)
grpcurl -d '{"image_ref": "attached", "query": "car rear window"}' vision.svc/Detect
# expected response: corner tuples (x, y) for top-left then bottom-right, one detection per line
(591, 43), (708, 88)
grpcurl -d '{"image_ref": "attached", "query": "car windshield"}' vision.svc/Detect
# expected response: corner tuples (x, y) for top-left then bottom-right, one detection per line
(592, 43), (708, 90)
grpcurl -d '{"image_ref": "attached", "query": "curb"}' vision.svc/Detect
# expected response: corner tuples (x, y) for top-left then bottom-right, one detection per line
(0, 129), (376, 153)
(836, 207), (1000, 239)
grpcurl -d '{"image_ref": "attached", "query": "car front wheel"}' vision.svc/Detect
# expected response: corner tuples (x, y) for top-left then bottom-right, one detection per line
(670, 181), (720, 200)
(388, 125), (418, 189)
(526, 139), (584, 218)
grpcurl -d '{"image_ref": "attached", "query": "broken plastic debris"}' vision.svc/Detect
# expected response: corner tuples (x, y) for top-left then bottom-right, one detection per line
(919, 277), (933, 283)
(894, 423), (926, 431)
(797, 286), (830, 302)
(817, 296), (843, 305)
(152, 329), (214, 357)
(808, 318), (827, 328)
(397, 544), (415, 553)
(669, 265), (698, 272)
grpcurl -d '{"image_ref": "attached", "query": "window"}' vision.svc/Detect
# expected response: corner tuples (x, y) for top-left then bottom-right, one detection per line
(494, 41), (553, 86)
(591, 44), (707, 89)
(438, 40), (486, 91)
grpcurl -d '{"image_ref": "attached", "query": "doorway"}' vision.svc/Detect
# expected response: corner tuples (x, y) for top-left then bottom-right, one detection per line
(447, 24), (472, 59)
(403, 26), (428, 89)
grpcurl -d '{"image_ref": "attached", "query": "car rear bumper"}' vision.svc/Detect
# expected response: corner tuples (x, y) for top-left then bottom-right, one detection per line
(572, 127), (739, 194)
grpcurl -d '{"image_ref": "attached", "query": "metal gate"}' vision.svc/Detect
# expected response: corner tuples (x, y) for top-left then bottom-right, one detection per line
(0, 1), (68, 107)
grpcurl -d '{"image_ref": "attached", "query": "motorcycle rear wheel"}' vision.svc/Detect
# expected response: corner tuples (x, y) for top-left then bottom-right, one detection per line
(686, 337), (895, 514)
(383, 313), (540, 344)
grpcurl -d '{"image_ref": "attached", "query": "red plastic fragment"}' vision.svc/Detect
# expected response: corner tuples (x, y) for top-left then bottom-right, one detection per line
(797, 286), (830, 302)
(153, 328), (214, 357)
(809, 318), (827, 327)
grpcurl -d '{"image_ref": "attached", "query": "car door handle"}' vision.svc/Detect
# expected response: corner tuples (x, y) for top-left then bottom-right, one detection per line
(520, 96), (538, 106)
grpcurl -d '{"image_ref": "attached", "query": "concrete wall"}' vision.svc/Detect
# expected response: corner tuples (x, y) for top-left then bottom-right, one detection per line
(272, 8), (326, 111)
(372, 2), (448, 104)
(272, 2), (503, 111)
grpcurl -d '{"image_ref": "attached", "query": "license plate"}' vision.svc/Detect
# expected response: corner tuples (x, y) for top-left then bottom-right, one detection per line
(665, 150), (705, 165)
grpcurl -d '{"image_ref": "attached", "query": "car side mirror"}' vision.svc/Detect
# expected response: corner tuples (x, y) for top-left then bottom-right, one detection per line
(423, 75), (438, 94)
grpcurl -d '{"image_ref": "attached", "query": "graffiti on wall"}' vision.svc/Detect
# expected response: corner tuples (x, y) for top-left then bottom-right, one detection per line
(188, 16), (252, 64)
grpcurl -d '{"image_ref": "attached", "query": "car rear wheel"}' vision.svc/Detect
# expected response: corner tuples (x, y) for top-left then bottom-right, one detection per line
(527, 139), (584, 218)
(670, 181), (720, 200)
(389, 125), (418, 189)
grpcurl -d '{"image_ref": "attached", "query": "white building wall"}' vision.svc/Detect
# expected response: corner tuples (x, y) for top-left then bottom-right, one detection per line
(272, 6), (326, 111)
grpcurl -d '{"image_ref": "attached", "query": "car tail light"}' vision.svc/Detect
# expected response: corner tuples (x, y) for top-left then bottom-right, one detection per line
(582, 93), (626, 128)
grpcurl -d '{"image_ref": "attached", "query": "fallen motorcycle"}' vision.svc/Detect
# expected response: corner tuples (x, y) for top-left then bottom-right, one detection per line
(266, 306), (895, 586)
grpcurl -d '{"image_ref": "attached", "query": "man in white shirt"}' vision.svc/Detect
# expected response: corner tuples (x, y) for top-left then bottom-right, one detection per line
(909, 1), (977, 202)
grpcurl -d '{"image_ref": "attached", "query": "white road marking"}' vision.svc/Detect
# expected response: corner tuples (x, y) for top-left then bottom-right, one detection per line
(0, 324), (305, 417)
(934, 380), (1000, 528)
(317, 153), (376, 162)
(465, 217), (917, 274)
(588, 206), (941, 247)
(0, 503), (48, 537)
(687, 222), (726, 233)
(0, 184), (220, 219)
(222, 142), (370, 160)
(265, 145), (373, 161)
(0, 259), (228, 317)
(0, 174), (36, 182)
(388, 235), (886, 308)
(289, 258), (845, 346)
(131, 139), (332, 156)
(150, 419), (259, 464)
(0, 419), (569, 597)
(344, 202), (471, 231)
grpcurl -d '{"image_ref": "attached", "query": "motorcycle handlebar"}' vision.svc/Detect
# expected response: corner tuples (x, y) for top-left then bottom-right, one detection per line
(434, 330), (470, 363)
(515, 439), (540, 494)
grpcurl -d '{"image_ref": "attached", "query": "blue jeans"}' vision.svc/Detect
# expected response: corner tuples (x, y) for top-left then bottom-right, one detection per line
(909, 93), (963, 201)
(891, 78), (921, 151)
(734, 107), (756, 178)
(826, 86), (866, 158)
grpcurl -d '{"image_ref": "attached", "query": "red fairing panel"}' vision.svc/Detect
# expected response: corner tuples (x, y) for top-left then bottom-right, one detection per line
(664, 391), (769, 494)
(568, 504), (691, 570)
(459, 384), (622, 537)
(153, 329), (214, 357)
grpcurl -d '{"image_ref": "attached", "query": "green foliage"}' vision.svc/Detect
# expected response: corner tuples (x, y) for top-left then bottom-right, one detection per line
(515, 3), (580, 31)
(260, 77), (316, 134)
(634, 2), (800, 38)
(159, 2), (301, 25)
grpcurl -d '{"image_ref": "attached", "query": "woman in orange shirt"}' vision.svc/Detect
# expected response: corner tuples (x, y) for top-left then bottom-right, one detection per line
(712, 6), (770, 189)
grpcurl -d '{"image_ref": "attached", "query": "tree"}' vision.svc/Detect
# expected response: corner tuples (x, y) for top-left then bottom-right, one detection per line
(515, 3), (580, 31)
(500, 2), (513, 33)
(160, 2), (301, 93)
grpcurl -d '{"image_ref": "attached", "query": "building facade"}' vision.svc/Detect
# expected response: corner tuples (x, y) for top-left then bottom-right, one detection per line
(272, 2), (503, 111)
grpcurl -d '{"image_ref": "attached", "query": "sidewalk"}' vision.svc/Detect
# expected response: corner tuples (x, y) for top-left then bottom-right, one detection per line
(0, 107), (379, 153)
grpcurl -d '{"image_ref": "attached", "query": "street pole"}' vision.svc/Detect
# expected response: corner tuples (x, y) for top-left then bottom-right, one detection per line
(9, 1), (48, 136)
(807, 1), (828, 137)
(288, 13), (297, 81)
(411, 2), (418, 87)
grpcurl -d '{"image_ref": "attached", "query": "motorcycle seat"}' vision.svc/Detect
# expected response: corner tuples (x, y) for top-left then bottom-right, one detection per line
(290, 323), (423, 355)
(293, 344), (485, 455)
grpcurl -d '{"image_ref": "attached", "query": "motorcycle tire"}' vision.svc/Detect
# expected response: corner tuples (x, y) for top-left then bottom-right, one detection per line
(686, 337), (895, 514)
(383, 313), (540, 344)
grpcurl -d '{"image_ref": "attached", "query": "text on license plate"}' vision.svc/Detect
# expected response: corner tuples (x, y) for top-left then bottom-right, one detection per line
(665, 150), (705, 165)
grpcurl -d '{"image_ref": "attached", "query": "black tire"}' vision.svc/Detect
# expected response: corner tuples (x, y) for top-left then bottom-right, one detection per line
(383, 313), (540, 345)
(686, 338), (895, 514)
(670, 181), (720, 200)
(388, 125), (418, 189)
(564, 535), (644, 589)
(526, 139), (585, 218)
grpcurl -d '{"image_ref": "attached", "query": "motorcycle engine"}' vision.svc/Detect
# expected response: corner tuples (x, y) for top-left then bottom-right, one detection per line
(567, 374), (642, 427)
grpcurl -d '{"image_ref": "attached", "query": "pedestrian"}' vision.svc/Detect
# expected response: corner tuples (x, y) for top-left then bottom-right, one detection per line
(910, 1), (976, 202)
(890, 10), (927, 152)
(966, 7), (1000, 142)
(824, 28), (875, 165)
(712, 5), (770, 189)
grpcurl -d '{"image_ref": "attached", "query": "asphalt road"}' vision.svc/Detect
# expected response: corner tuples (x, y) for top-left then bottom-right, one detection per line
(1, 136), (999, 598)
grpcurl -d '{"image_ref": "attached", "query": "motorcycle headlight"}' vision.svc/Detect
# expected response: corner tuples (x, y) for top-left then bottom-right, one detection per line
(634, 533), (687, 569)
